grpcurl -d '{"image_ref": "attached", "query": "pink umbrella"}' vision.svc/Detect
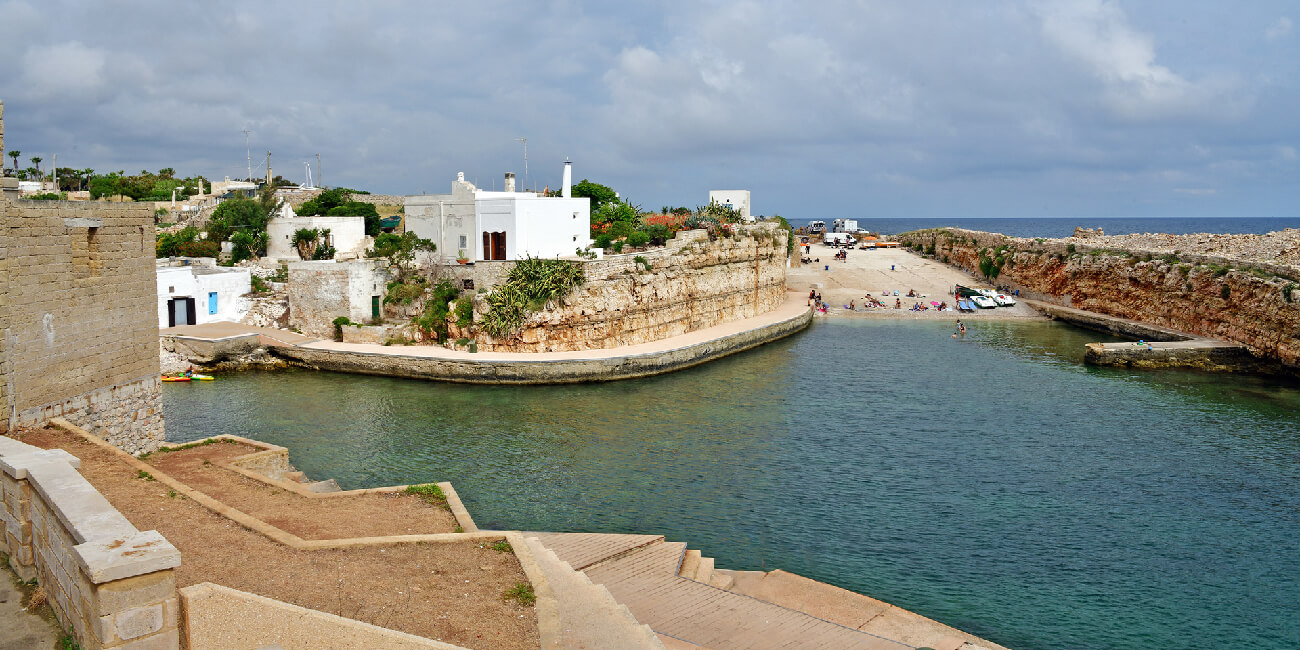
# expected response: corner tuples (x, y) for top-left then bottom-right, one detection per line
(930, 301), (941, 306)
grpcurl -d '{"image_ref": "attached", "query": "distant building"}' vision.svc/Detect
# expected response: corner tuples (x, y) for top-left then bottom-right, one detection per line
(265, 202), (370, 262)
(708, 190), (752, 222)
(405, 162), (591, 261)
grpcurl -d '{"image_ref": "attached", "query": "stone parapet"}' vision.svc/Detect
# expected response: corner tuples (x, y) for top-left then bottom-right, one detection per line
(0, 434), (180, 649)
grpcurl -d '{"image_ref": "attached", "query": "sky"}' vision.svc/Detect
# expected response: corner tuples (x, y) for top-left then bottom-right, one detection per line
(1, 0), (1296, 220)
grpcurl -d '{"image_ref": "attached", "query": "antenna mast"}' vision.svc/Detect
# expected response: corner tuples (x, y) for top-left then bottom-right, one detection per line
(316, 153), (322, 188)
(242, 129), (252, 182)
(515, 137), (528, 192)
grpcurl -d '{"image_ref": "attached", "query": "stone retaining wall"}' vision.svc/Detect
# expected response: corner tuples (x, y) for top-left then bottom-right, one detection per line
(273, 301), (811, 384)
(468, 224), (789, 352)
(0, 434), (181, 649)
(0, 199), (164, 452)
(899, 228), (1300, 370)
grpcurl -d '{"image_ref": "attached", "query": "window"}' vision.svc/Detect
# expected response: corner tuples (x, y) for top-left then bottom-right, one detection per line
(458, 235), (467, 250)
(209, 292), (218, 315)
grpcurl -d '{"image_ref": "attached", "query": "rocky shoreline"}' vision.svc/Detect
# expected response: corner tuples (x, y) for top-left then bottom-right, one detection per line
(1065, 227), (1300, 267)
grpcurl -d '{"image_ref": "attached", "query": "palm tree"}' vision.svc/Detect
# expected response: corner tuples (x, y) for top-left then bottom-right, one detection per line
(30, 156), (42, 180)
(6, 151), (18, 175)
(80, 169), (94, 191)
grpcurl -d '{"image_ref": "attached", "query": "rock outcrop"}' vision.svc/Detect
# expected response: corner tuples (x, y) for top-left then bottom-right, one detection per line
(899, 228), (1300, 371)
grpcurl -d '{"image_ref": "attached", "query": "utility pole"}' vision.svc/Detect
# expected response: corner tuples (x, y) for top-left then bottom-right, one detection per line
(316, 153), (322, 188)
(51, 153), (56, 191)
(242, 129), (253, 182)
(265, 151), (272, 186)
(515, 137), (528, 192)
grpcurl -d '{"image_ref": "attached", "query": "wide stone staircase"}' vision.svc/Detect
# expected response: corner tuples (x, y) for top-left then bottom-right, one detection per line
(530, 533), (931, 650)
(523, 536), (664, 649)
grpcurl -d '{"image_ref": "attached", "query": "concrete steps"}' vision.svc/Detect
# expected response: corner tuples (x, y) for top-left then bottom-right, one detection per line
(677, 548), (731, 589)
(524, 536), (663, 649)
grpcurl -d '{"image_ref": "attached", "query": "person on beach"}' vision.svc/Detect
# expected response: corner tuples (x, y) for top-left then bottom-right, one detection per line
(895, 298), (901, 309)
(849, 300), (856, 310)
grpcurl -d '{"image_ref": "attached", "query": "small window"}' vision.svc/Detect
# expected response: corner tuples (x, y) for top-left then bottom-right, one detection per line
(573, 212), (578, 219)
(208, 292), (218, 315)
(573, 236), (577, 241)
(459, 235), (468, 249)
(168, 286), (175, 293)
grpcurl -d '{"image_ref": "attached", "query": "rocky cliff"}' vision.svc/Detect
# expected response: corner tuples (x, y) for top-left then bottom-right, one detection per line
(468, 224), (789, 352)
(898, 228), (1300, 371)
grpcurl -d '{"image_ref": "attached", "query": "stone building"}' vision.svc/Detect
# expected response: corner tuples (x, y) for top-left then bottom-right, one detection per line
(0, 105), (164, 453)
(287, 259), (390, 338)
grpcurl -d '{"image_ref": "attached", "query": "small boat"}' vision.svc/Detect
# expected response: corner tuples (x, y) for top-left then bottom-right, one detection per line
(161, 375), (191, 382)
(190, 373), (215, 381)
(992, 294), (1017, 307)
(969, 295), (997, 309)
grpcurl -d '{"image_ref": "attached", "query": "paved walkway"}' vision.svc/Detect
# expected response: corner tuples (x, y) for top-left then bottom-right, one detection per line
(531, 533), (915, 650)
(1, 565), (59, 650)
(161, 322), (318, 346)
(300, 292), (810, 361)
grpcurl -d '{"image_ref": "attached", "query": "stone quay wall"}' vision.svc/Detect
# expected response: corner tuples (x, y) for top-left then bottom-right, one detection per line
(0, 434), (181, 649)
(0, 199), (164, 453)
(467, 223), (789, 352)
(898, 228), (1300, 370)
(274, 300), (811, 384)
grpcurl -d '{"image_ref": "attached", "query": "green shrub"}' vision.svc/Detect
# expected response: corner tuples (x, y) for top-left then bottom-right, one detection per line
(453, 295), (474, 328)
(1221, 284), (1231, 300)
(412, 280), (462, 343)
(175, 240), (220, 258)
(633, 255), (651, 271)
(593, 234), (613, 249)
(611, 240), (625, 253)
(385, 277), (428, 305)
(332, 316), (353, 341)
(1066, 243), (1076, 255)
(250, 275), (270, 293)
(482, 258), (584, 338)
(626, 231), (651, 248)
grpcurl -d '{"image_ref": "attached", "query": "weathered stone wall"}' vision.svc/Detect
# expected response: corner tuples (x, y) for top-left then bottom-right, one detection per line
(0, 199), (164, 452)
(0, 434), (181, 649)
(470, 223), (789, 352)
(287, 259), (390, 338)
(899, 228), (1300, 369)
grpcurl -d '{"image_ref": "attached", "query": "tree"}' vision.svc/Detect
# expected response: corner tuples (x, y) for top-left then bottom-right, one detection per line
(7, 151), (19, 174)
(297, 188), (381, 235)
(206, 197), (270, 244)
(158, 168), (175, 179)
(570, 179), (618, 212)
(88, 174), (122, 199)
(30, 156), (42, 178)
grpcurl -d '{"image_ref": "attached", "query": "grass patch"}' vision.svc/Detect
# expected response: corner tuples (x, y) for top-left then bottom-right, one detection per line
(502, 582), (536, 606)
(405, 483), (449, 509)
(59, 630), (81, 650)
(136, 470), (155, 482)
(140, 437), (233, 460)
(490, 540), (512, 553)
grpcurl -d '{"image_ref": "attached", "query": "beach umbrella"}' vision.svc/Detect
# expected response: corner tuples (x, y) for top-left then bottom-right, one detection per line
(931, 301), (941, 307)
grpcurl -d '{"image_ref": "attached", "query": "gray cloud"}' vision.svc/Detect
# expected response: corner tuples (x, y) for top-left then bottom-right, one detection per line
(0, 0), (1295, 218)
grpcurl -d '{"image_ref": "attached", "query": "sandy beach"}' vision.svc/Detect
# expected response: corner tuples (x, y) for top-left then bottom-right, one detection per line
(786, 241), (1044, 320)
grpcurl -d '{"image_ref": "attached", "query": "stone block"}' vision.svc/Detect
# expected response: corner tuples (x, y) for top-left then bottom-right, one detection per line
(112, 628), (179, 650)
(75, 531), (180, 585)
(89, 569), (177, 616)
(113, 602), (164, 641)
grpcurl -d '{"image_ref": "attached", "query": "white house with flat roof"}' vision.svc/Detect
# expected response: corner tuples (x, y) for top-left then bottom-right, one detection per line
(708, 190), (752, 222)
(405, 162), (591, 261)
(156, 262), (251, 328)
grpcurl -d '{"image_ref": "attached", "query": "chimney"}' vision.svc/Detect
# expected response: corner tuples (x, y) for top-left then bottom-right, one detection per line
(562, 160), (572, 198)
(504, 172), (515, 192)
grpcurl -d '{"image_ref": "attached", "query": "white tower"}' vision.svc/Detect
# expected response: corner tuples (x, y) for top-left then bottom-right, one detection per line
(562, 160), (572, 198)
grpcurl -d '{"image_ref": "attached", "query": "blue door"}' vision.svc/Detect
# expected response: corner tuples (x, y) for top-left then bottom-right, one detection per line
(208, 292), (218, 315)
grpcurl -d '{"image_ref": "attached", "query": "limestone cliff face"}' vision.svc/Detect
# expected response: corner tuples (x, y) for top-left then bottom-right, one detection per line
(899, 229), (1300, 369)
(471, 224), (789, 352)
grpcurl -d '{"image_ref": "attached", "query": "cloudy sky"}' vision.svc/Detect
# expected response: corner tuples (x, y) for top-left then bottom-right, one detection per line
(1, 0), (1296, 219)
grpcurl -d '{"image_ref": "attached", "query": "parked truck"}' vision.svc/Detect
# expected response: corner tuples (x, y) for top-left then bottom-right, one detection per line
(823, 232), (856, 246)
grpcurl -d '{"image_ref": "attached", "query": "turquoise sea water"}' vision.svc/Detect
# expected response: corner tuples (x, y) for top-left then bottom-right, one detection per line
(162, 319), (1300, 649)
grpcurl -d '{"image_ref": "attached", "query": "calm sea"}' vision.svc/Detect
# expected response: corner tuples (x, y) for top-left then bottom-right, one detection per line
(163, 319), (1300, 650)
(790, 216), (1300, 238)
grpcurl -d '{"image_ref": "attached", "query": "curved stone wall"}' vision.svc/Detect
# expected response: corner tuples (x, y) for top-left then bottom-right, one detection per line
(271, 304), (812, 384)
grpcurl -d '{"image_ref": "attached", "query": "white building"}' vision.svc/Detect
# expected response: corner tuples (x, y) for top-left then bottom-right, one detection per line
(156, 262), (252, 328)
(708, 190), (752, 222)
(266, 213), (369, 262)
(833, 219), (860, 233)
(405, 162), (591, 261)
